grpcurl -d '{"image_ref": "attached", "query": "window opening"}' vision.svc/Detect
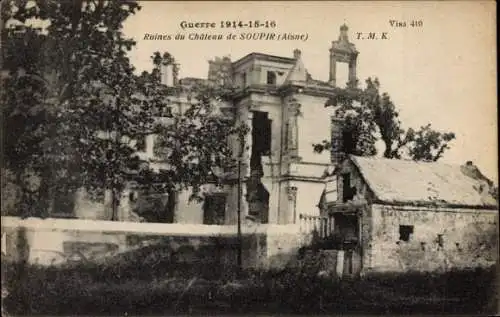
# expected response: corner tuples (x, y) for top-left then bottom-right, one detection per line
(266, 71), (277, 85)
(437, 234), (444, 247)
(399, 225), (414, 242)
(136, 135), (146, 152)
(342, 173), (355, 202)
(251, 111), (272, 160)
(203, 194), (226, 225)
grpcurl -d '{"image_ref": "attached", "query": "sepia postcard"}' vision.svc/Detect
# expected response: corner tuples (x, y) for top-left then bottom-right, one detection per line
(1, 1), (498, 315)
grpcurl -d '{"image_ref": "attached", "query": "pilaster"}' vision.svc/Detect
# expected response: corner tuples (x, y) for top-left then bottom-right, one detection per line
(118, 187), (131, 221)
(252, 65), (262, 85)
(287, 101), (301, 159)
(286, 186), (298, 224)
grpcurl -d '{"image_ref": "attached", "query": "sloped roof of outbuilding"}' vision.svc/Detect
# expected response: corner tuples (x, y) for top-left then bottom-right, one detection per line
(349, 155), (498, 209)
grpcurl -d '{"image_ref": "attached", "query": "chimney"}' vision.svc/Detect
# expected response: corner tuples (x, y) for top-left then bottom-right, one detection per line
(461, 160), (485, 183)
(160, 63), (174, 87)
(293, 49), (302, 60)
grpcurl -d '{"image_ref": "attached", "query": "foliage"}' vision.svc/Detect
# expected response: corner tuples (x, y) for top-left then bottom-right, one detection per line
(2, 0), (143, 218)
(147, 82), (242, 200)
(313, 78), (456, 161)
(1, 0), (240, 220)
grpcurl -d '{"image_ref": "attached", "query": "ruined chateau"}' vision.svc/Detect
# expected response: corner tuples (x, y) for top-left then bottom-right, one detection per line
(2, 25), (497, 274)
(69, 24), (361, 225)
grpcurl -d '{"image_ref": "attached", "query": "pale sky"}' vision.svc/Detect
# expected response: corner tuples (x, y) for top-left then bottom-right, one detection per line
(123, 1), (497, 182)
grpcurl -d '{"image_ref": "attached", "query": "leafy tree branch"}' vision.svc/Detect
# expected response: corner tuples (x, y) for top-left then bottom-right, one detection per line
(313, 78), (456, 162)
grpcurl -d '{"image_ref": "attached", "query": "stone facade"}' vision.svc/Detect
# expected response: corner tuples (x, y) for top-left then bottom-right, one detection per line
(364, 204), (498, 273)
(321, 156), (499, 275)
(65, 25), (359, 227)
(1, 26), (358, 227)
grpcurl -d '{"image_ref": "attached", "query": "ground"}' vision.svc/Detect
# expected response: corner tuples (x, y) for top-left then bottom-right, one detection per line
(2, 250), (497, 315)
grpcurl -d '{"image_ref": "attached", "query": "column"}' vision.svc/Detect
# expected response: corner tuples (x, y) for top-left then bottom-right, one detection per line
(348, 56), (357, 87)
(118, 186), (131, 221)
(160, 63), (174, 87)
(103, 189), (113, 220)
(73, 188), (98, 219)
(329, 52), (337, 86)
(145, 134), (155, 158)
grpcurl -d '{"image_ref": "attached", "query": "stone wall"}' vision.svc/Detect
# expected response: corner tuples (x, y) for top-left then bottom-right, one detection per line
(364, 204), (498, 273)
(264, 224), (304, 268)
(1, 217), (307, 270)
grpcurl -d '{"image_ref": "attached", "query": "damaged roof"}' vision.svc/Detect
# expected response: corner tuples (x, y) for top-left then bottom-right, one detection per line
(349, 155), (498, 209)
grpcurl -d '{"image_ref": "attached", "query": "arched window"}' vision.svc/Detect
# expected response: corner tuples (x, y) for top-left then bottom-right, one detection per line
(266, 71), (277, 85)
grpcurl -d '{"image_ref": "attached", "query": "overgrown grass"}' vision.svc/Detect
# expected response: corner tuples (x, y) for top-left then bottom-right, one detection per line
(2, 255), (498, 315)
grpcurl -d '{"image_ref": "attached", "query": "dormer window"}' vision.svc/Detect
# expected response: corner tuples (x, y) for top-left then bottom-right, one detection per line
(266, 71), (277, 85)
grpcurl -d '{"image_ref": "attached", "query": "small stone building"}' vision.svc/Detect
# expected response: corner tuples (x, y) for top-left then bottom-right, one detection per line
(319, 155), (498, 275)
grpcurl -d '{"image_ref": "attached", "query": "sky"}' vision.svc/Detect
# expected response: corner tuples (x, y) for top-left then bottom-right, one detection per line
(122, 1), (497, 182)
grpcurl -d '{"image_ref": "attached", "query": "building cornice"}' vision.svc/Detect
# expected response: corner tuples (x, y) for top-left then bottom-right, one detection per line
(279, 83), (338, 98)
(372, 199), (499, 211)
(232, 52), (296, 69)
(230, 83), (341, 101)
(280, 175), (326, 183)
(230, 84), (282, 101)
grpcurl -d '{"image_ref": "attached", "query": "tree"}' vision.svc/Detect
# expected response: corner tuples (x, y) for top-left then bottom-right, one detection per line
(1, 1), (61, 218)
(129, 52), (243, 222)
(2, 0), (150, 219)
(313, 78), (456, 161)
(1, 0), (240, 222)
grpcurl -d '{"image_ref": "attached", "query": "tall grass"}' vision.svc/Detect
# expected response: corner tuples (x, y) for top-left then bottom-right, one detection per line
(2, 255), (497, 315)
